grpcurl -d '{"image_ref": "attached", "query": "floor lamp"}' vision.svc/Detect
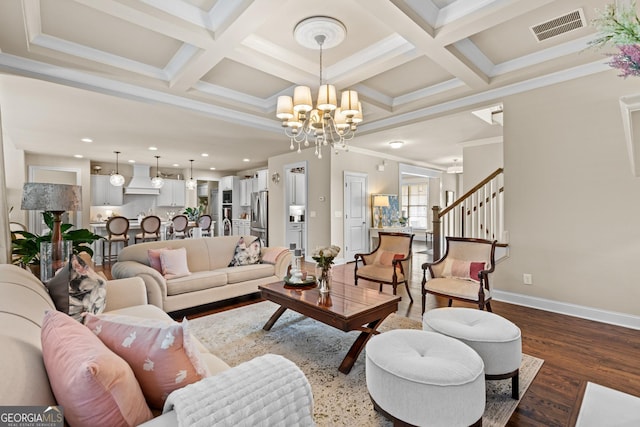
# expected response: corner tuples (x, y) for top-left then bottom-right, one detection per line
(21, 183), (82, 280)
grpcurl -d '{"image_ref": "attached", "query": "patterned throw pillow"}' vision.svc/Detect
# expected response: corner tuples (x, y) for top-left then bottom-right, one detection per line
(41, 311), (154, 427)
(442, 258), (486, 283)
(373, 250), (405, 266)
(228, 237), (262, 267)
(84, 314), (210, 409)
(46, 254), (106, 322)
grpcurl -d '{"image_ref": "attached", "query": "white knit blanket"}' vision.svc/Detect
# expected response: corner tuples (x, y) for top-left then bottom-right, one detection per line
(163, 354), (315, 427)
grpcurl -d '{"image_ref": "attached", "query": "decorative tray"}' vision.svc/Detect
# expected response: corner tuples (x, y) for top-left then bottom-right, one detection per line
(283, 275), (316, 287)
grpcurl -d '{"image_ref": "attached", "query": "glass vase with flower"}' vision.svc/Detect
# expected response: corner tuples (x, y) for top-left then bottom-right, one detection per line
(311, 245), (340, 293)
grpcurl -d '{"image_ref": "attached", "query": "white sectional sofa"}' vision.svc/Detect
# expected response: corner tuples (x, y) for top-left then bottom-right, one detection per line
(0, 264), (313, 426)
(111, 235), (291, 313)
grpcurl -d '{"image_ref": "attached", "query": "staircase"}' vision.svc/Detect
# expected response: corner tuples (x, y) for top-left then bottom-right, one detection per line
(431, 168), (506, 260)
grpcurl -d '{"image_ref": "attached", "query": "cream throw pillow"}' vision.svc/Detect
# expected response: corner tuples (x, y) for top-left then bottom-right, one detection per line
(160, 247), (191, 279)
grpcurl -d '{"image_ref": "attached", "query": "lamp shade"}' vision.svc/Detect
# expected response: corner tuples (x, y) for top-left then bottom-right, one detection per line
(317, 84), (337, 111)
(276, 96), (294, 119)
(340, 90), (359, 116)
(373, 195), (390, 207)
(293, 86), (313, 112)
(21, 183), (82, 212)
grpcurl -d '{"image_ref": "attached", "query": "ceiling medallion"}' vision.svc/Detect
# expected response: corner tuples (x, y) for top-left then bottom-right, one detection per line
(276, 16), (363, 160)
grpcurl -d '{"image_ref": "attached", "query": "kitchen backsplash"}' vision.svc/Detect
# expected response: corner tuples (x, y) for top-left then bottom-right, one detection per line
(90, 194), (186, 222)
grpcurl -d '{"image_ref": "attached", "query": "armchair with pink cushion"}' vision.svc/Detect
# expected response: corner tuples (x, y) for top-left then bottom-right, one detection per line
(421, 236), (497, 314)
(354, 232), (415, 303)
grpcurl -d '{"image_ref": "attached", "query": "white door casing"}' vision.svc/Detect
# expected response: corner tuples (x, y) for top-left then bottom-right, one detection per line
(343, 172), (368, 261)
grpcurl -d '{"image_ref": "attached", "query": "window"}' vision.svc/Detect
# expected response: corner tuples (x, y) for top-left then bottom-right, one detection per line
(401, 183), (428, 229)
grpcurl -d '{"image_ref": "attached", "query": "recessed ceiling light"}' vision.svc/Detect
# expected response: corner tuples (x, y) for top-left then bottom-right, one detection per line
(128, 160), (135, 163)
(81, 138), (93, 143)
(389, 140), (404, 149)
(172, 163), (179, 167)
(149, 146), (158, 151)
(201, 153), (209, 157)
(243, 158), (250, 162)
(73, 154), (83, 158)
(209, 167), (216, 170)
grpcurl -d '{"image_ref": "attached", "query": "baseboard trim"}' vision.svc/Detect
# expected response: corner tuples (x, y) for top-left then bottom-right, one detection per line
(493, 290), (640, 330)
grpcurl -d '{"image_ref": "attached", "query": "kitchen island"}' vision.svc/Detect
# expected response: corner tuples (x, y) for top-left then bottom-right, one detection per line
(90, 219), (171, 265)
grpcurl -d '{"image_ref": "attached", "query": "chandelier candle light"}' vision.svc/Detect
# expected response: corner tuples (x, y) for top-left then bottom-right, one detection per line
(276, 16), (363, 159)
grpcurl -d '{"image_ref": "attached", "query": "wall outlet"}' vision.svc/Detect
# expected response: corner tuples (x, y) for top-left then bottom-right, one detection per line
(523, 273), (533, 285)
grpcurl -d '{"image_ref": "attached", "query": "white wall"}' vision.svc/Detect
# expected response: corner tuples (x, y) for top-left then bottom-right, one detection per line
(462, 142), (503, 193)
(495, 71), (640, 316)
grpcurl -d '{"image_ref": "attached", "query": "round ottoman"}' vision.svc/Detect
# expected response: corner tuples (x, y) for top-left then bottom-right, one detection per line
(366, 329), (485, 427)
(423, 307), (522, 399)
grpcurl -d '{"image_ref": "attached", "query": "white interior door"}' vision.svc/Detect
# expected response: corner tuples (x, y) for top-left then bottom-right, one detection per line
(344, 172), (367, 261)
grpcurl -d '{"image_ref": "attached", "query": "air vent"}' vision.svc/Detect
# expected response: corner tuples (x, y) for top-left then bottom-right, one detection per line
(530, 9), (586, 42)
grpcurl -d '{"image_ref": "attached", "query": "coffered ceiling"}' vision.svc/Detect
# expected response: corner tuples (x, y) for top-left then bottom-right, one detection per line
(0, 0), (614, 172)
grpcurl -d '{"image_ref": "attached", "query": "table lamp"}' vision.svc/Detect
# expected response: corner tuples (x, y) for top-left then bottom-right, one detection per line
(373, 195), (389, 229)
(21, 183), (82, 275)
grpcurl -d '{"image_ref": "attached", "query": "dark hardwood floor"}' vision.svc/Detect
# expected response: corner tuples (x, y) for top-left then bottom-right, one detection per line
(98, 242), (640, 426)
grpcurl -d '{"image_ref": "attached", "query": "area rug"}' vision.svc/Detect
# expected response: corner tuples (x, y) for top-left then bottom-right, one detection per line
(189, 301), (543, 427)
(575, 382), (640, 426)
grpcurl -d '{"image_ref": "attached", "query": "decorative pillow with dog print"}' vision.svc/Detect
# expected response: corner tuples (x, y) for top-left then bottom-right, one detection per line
(228, 237), (262, 267)
(84, 313), (210, 409)
(46, 254), (106, 322)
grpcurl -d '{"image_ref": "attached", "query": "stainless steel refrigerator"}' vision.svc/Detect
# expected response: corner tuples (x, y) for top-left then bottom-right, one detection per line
(250, 190), (268, 246)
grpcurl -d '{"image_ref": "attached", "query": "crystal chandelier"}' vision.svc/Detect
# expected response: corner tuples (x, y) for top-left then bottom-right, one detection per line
(151, 155), (164, 188)
(185, 159), (197, 190)
(109, 150), (125, 186)
(276, 17), (363, 159)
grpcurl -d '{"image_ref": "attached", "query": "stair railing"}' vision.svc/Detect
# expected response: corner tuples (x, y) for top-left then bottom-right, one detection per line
(431, 168), (504, 260)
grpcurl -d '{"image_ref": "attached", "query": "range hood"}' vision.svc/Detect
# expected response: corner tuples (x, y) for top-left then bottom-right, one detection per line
(124, 164), (160, 195)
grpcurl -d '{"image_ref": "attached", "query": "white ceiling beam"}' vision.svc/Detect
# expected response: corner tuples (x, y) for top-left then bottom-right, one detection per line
(434, 0), (556, 46)
(169, 0), (287, 92)
(359, 0), (489, 89)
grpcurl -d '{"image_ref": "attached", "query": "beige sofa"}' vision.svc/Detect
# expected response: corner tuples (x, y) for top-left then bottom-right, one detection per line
(112, 236), (291, 313)
(0, 264), (313, 426)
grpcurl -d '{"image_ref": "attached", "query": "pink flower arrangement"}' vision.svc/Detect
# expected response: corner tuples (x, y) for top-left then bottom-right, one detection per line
(608, 44), (640, 77)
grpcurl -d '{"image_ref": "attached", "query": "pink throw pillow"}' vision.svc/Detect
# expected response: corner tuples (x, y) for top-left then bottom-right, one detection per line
(41, 311), (153, 427)
(148, 248), (169, 273)
(374, 250), (405, 266)
(84, 313), (209, 409)
(160, 247), (191, 279)
(442, 259), (486, 283)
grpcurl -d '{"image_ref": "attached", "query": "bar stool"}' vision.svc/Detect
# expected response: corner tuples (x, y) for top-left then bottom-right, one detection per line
(171, 215), (188, 239)
(135, 215), (161, 243)
(197, 214), (212, 237)
(102, 216), (130, 264)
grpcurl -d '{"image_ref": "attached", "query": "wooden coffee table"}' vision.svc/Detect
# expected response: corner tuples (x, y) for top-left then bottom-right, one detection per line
(258, 281), (401, 374)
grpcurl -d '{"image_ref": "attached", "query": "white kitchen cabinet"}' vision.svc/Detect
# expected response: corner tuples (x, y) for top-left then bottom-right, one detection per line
(256, 169), (268, 191)
(289, 172), (306, 205)
(239, 179), (252, 206)
(91, 175), (123, 206)
(219, 176), (237, 191)
(157, 179), (186, 207)
(232, 219), (251, 236)
(286, 222), (306, 255)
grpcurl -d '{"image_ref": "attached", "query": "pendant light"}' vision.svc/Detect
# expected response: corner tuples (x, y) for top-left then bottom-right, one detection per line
(151, 155), (164, 188)
(109, 151), (125, 186)
(185, 159), (197, 190)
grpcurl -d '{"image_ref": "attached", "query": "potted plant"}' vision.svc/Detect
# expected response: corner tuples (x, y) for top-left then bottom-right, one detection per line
(11, 211), (103, 273)
(183, 206), (202, 221)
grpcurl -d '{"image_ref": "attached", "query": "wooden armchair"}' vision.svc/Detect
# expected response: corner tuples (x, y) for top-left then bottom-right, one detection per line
(354, 232), (415, 302)
(421, 236), (496, 314)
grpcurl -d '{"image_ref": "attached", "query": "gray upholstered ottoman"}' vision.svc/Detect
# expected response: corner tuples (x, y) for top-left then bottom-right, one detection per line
(423, 307), (522, 399)
(366, 329), (485, 427)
